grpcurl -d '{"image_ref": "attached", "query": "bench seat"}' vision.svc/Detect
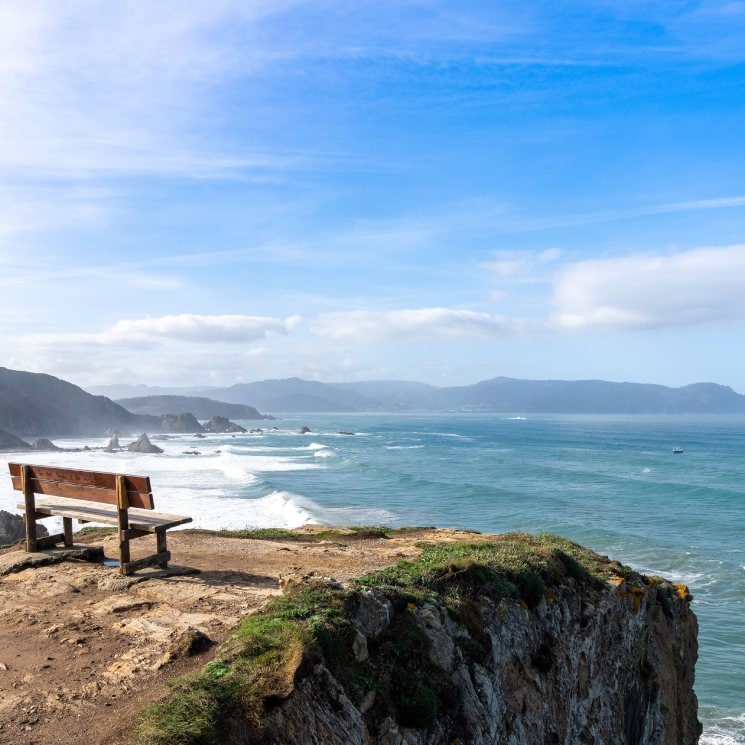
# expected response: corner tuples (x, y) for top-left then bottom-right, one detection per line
(17, 495), (192, 533)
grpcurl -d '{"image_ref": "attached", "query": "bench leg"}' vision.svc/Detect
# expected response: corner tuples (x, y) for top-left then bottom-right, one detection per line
(21, 465), (38, 552)
(156, 529), (169, 569)
(63, 517), (73, 547)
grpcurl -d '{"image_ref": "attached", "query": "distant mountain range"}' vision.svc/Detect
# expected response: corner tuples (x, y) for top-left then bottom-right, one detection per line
(89, 376), (745, 415)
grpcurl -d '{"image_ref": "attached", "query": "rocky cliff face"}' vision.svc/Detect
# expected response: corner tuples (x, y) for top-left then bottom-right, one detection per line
(266, 581), (699, 745)
(136, 534), (700, 745)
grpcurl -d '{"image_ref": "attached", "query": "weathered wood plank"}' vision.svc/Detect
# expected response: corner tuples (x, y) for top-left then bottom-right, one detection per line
(123, 551), (171, 574)
(63, 517), (73, 547)
(17, 497), (192, 531)
(22, 465), (37, 552)
(36, 533), (65, 549)
(8, 463), (153, 510)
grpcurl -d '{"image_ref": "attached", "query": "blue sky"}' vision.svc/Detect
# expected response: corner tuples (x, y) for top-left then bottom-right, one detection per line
(1, 1), (745, 390)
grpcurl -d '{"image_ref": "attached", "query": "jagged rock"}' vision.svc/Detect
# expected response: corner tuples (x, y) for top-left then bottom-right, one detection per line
(0, 429), (30, 452)
(0, 510), (48, 545)
(31, 438), (61, 451)
(159, 413), (203, 434)
(201, 416), (247, 434)
(126, 433), (163, 454)
(299, 426), (312, 434)
(104, 433), (120, 451)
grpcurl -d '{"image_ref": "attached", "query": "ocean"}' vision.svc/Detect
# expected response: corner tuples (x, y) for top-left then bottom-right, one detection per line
(1, 413), (743, 743)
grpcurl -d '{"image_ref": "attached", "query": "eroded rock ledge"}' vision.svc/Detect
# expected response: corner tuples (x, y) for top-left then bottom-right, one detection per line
(137, 533), (700, 745)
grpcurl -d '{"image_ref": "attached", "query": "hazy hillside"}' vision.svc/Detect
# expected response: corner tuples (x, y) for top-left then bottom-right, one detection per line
(0, 367), (157, 437)
(429, 377), (745, 414)
(86, 375), (745, 414)
(116, 395), (273, 420)
(201, 378), (377, 411)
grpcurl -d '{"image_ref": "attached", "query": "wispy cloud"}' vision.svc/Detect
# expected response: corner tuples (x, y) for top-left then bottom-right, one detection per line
(501, 195), (745, 233)
(553, 245), (745, 331)
(311, 308), (537, 341)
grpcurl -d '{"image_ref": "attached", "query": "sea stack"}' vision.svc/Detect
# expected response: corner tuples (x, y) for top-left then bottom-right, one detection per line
(127, 433), (164, 454)
(202, 416), (247, 434)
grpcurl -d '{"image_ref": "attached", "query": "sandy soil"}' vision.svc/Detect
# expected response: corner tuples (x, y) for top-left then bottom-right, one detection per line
(0, 526), (477, 745)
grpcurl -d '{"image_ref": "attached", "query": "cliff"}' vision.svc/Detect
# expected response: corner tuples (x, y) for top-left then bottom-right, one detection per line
(136, 533), (700, 745)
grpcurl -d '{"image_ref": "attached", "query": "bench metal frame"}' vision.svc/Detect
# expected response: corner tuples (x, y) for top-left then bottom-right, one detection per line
(8, 463), (192, 575)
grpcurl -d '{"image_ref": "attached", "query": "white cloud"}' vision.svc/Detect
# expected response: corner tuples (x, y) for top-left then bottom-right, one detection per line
(9, 312), (303, 385)
(553, 245), (745, 330)
(102, 313), (301, 344)
(311, 308), (534, 341)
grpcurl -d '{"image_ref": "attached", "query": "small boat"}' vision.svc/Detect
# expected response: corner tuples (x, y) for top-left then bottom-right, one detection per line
(672, 446), (684, 454)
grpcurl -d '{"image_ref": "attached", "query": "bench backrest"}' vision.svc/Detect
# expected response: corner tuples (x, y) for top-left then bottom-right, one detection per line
(8, 463), (154, 510)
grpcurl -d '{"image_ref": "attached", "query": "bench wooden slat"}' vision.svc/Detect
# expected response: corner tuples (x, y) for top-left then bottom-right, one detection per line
(123, 551), (171, 573)
(19, 496), (192, 532)
(8, 463), (153, 510)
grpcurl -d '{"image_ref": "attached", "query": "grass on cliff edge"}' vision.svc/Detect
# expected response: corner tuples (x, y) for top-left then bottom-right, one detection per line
(133, 532), (644, 745)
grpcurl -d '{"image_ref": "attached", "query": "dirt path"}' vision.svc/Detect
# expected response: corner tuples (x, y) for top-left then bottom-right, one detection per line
(0, 527), (475, 745)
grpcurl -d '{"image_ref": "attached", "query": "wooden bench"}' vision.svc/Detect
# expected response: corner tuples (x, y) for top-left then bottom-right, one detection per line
(8, 463), (192, 576)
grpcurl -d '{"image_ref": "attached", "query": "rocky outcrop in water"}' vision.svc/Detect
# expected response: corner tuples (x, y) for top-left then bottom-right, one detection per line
(127, 433), (164, 453)
(201, 416), (246, 434)
(30, 438), (61, 451)
(159, 413), (203, 433)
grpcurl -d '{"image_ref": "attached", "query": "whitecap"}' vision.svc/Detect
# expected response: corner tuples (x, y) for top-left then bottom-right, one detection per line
(314, 448), (336, 459)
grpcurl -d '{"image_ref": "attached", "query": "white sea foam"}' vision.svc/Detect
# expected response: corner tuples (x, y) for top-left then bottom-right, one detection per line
(164, 490), (318, 530)
(385, 445), (425, 449)
(700, 712), (745, 745)
(507, 416), (527, 420)
(314, 448), (336, 459)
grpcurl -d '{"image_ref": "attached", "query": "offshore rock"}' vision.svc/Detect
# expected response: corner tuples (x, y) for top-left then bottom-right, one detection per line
(31, 437), (61, 451)
(201, 416), (247, 434)
(159, 413), (203, 433)
(262, 575), (700, 745)
(126, 433), (163, 454)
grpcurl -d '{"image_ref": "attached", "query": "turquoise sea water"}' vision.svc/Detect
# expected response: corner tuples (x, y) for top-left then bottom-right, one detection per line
(1, 413), (743, 742)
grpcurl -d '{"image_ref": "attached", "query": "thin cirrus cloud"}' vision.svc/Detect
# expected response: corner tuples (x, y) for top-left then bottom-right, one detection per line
(311, 308), (537, 342)
(553, 245), (745, 331)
